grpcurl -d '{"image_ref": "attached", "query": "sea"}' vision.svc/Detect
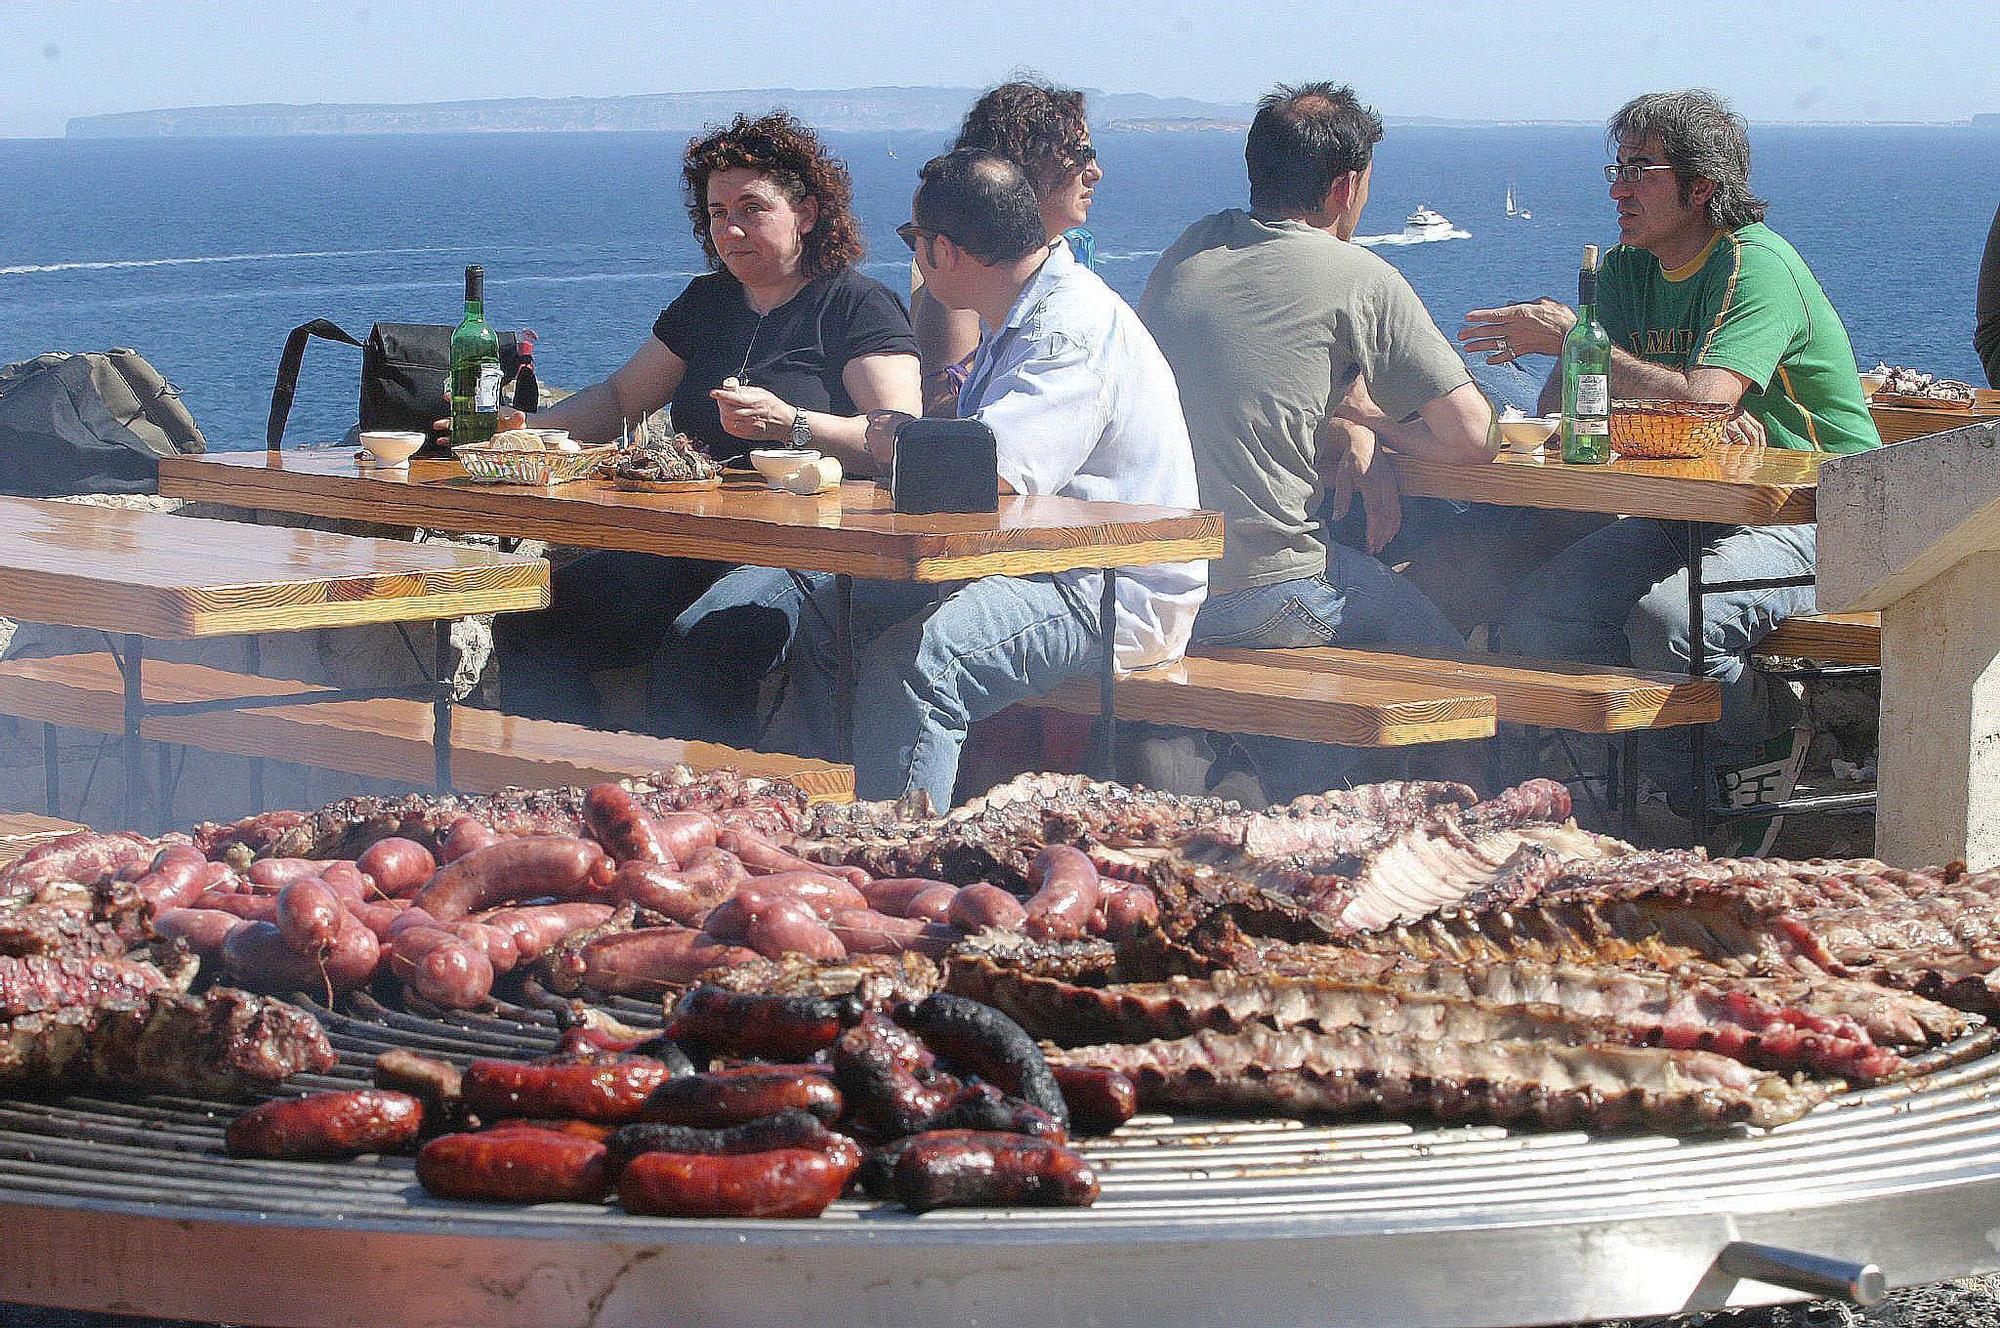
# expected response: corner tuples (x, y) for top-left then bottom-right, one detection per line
(0, 124), (1993, 448)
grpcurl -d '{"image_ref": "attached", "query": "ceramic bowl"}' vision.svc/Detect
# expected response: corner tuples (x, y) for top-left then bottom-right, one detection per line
(749, 448), (821, 484)
(357, 430), (427, 466)
(1495, 414), (1560, 449)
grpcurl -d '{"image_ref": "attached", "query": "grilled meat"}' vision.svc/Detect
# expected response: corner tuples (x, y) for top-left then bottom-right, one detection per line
(0, 953), (191, 1020)
(0, 987), (336, 1094)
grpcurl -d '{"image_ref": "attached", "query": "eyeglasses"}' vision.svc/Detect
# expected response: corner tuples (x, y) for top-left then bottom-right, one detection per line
(1063, 143), (1098, 172)
(896, 221), (928, 253)
(1603, 163), (1676, 185)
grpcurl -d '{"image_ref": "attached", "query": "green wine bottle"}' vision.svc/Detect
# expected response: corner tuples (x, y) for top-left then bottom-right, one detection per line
(1560, 244), (1613, 464)
(450, 264), (502, 447)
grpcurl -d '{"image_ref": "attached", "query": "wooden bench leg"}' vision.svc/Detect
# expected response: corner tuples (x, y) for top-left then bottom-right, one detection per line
(433, 622), (454, 794)
(42, 723), (60, 820)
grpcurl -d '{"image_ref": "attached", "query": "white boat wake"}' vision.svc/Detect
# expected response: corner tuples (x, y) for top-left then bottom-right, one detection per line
(0, 245), (480, 278)
(1356, 228), (1472, 248)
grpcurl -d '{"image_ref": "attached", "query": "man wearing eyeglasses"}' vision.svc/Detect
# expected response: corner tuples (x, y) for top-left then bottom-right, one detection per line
(1459, 89), (1879, 853)
(691, 149), (1204, 808)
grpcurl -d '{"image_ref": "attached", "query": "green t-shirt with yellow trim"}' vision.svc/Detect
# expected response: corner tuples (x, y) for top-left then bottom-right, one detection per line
(1597, 222), (1880, 454)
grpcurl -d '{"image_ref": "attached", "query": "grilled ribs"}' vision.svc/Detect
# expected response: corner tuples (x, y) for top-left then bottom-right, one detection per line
(0, 987), (336, 1094)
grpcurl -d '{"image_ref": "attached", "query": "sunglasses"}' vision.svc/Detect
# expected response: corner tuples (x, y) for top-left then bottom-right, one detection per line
(1062, 143), (1098, 172)
(896, 220), (929, 253)
(1603, 163), (1676, 185)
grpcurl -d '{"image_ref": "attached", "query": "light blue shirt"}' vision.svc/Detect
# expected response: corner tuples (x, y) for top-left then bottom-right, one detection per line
(958, 244), (1206, 670)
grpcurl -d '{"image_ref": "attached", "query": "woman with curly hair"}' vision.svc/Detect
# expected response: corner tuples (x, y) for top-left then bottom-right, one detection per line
(914, 79), (1104, 414)
(497, 110), (918, 731)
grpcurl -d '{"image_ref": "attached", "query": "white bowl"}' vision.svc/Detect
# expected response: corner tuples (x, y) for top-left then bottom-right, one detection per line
(749, 447), (821, 484)
(357, 430), (426, 466)
(1496, 415), (1560, 449)
(1859, 371), (1889, 399)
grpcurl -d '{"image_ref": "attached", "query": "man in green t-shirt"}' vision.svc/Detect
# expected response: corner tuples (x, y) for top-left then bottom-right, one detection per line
(1458, 89), (1880, 853)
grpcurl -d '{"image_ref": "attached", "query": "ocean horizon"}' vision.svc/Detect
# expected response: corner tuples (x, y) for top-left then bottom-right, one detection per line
(0, 124), (1991, 448)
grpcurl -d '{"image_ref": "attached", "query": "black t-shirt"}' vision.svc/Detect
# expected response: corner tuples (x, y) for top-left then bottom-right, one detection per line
(652, 268), (917, 462)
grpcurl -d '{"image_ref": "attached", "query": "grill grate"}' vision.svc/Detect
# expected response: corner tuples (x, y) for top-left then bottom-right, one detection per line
(4, 994), (2000, 1328)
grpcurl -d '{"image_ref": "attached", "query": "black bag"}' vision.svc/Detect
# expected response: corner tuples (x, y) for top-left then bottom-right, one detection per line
(0, 348), (207, 497)
(267, 320), (525, 448)
(890, 417), (1000, 514)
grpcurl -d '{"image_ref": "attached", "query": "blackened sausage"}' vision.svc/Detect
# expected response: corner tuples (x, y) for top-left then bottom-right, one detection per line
(1051, 1064), (1138, 1135)
(896, 993), (1068, 1128)
(664, 986), (856, 1061)
(226, 1089), (423, 1159)
(888, 1130), (1099, 1211)
(583, 783), (679, 867)
(605, 1110), (856, 1169)
(640, 1066), (842, 1128)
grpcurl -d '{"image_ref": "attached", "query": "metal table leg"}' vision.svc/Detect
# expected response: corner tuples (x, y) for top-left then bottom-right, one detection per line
(1684, 522), (1709, 847)
(833, 574), (854, 766)
(1097, 569), (1118, 781)
(432, 622), (454, 794)
(1621, 732), (1641, 841)
(244, 635), (266, 811)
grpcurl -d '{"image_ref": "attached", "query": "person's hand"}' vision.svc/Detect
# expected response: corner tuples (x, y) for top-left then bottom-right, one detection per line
(1320, 418), (1401, 556)
(1721, 408), (1767, 450)
(863, 409), (916, 468)
(711, 381), (798, 442)
(1459, 299), (1577, 364)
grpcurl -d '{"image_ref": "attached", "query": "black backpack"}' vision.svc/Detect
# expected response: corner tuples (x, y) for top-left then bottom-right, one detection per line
(267, 320), (526, 448)
(0, 349), (207, 497)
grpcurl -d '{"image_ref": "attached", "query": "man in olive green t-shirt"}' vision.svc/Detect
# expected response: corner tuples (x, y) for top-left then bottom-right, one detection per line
(1140, 82), (1496, 801)
(1459, 89), (1880, 853)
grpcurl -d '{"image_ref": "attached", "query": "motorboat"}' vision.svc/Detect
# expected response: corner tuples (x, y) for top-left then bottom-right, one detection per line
(1404, 204), (1453, 234)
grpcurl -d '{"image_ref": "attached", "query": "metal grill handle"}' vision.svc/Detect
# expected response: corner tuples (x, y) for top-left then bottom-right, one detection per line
(1718, 1241), (1887, 1306)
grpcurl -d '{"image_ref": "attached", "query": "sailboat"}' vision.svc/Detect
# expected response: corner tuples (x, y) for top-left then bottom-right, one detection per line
(1505, 183), (1532, 221)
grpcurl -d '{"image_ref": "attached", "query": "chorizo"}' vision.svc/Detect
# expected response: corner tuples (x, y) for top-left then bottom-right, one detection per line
(603, 860), (727, 927)
(415, 1128), (609, 1204)
(462, 1054), (671, 1124)
(226, 1089), (422, 1160)
(903, 884), (960, 925)
(316, 861), (374, 903)
(346, 897), (414, 941)
(895, 993), (1068, 1128)
(582, 783), (679, 867)
(438, 816), (502, 864)
(653, 812), (721, 868)
(412, 836), (613, 921)
(219, 919), (321, 992)
(1099, 885), (1160, 939)
(356, 837), (436, 898)
(743, 897), (846, 962)
(605, 1110), (856, 1169)
(275, 877), (343, 958)
(132, 844), (212, 912)
(947, 884), (1028, 934)
(389, 925), (495, 1009)
(476, 902), (615, 963)
(828, 909), (954, 958)
(1024, 845), (1100, 942)
(191, 891), (279, 922)
(641, 1066), (842, 1128)
(245, 858), (328, 893)
(561, 927), (759, 996)
(151, 907), (242, 960)
(674, 845), (749, 891)
(888, 1130), (1099, 1211)
(715, 827), (868, 888)
(664, 986), (857, 1061)
(859, 878), (957, 917)
(320, 909), (383, 990)
(618, 1147), (854, 1219)
(1051, 1064), (1138, 1135)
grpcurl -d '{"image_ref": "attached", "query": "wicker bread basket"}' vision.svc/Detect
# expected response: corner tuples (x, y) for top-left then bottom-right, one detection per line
(1609, 399), (1735, 458)
(452, 442), (618, 485)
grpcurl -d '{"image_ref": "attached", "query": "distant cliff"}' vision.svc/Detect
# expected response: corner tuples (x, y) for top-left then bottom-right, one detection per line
(66, 87), (1253, 138)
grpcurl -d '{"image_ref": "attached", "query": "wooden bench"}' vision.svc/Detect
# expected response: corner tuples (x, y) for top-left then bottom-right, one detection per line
(0, 811), (89, 867)
(1755, 612), (1881, 667)
(1016, 655), (1496, 747)
(0, 653), (853, 805)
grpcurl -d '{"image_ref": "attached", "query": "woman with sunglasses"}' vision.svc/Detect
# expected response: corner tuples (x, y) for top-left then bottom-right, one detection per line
(912, 79), (1105, 415)
(494, 110), (919, 732)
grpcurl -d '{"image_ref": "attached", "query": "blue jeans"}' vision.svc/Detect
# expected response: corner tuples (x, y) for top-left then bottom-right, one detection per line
(1497, 517), (1815, 809)
(1190, 542), (1469, 801)
(773, 575), (1103, 807)
(651, 565), (826, 748)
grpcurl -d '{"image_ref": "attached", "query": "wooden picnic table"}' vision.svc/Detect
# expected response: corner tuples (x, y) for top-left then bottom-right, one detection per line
(0, 495), (548, 826)
(158, 449), (1226, 767)
(1868, 387), (2000, 445)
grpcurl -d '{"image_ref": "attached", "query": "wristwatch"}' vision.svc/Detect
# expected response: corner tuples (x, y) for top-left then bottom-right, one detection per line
(791, 409), (813, 449)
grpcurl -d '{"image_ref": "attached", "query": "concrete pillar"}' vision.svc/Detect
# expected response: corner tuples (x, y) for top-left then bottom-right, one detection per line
(1876, 550), (2000, 868)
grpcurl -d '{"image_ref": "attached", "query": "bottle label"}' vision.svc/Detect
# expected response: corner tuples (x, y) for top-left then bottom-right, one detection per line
(1577, 374), (1609, 416)
(1573, 417), (1608, 436)
(475, 363), (502, 413)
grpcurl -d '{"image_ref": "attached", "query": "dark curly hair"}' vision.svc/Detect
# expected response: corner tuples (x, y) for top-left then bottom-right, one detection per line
(952, 78), (1090, 196)
(682, 110), (864, 279)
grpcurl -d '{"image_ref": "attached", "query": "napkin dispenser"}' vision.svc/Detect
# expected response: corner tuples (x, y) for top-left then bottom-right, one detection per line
(891, 418), (1000, 515)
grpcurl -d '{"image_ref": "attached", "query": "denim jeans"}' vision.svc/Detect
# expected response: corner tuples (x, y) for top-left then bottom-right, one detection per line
(1497, 517), (1816, 809)
(771, 575), (1103, 807)
(1189, 542), (1469, 802)
(652, 565), (827, 748)
(492, 550), (729, 729)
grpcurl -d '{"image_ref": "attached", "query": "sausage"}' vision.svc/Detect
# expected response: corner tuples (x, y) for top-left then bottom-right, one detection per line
(132, 844), (212, 912)
(191, 890), (279, 922)
(735, 872), (869, 920)
(1098, 885), (1160, 940)
(1051, 1065), (1138, 1136)
(828, 909), (953, 957)
(583, 783), (680, 867)
(226, 1089), (423, 1159)
(356, 837), (437, 899)
(903, 884), (960, 925)
(245, 858), (329, 893)
(665, 987), (858, 1061)
(618, 1147), (854, 1219)
(389, 925), (495, 1009)
(925, 1081), (1067, 1142)
(675, 845), (750, 891)
(653, 812), (721, 868)
(275, 877), (343, 958)
(384, 906), (443, 939)
(604, 1110), (857, 1169)
(151, 907), (242, 959)
(491, 1118), (614, 1143)
(1023, 845), (1101, 941)
(219, 919), (322, 992)
(859, 878), (958, 917)
(412, 836), (613, 921)
(641, 1066), (842, 1128)
(603, 860), (729, 927)
(415, 1128), (609, 1203)
(448, 919), (519, 976)
(347, 897), (414, 941)
(462, 1054), (672, 1124)
(831, 1012), (957, 1138)
(895, 993), (1068, 1128)
(743, 898), (846, 962)
(715, 827), (868, 889)
(947, 884), (1028, 934)
(476, 902), (616, 963)
(316, 861), (374, 904)
(438, 816), (502, 864)
(320, 910), (383, 990)
(374, 1048), (465, 1121)
(888, 1130), (1100, 1211)
(562, 927), (760, 996)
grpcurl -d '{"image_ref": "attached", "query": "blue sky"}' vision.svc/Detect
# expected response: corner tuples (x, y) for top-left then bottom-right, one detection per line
(2, 0), (1996, 137)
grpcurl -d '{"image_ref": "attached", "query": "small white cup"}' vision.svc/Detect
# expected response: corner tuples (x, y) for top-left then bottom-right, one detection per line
(357, 430), (426, 466)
